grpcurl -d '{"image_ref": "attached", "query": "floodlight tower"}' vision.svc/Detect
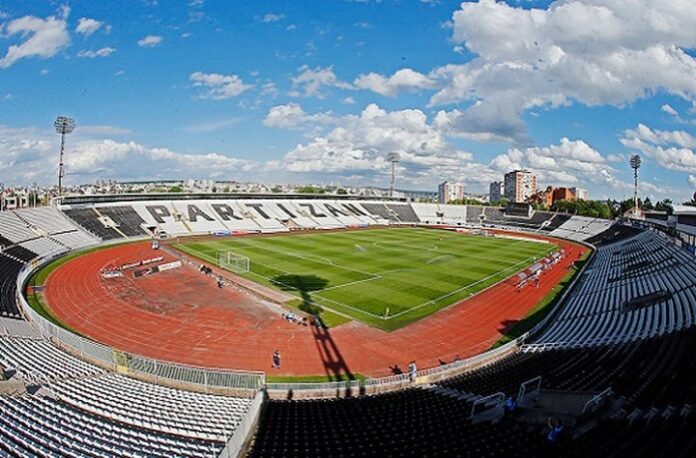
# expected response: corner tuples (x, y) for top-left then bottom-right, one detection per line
(54, 116), (76, 196)
(630, 154), (641, 218)
(387, 152), (400, 198)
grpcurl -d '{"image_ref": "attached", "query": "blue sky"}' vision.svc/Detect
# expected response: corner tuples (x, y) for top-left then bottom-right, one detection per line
(1, 0), (695, 202)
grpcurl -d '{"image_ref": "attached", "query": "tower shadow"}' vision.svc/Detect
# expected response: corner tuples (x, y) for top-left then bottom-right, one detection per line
(272, 274), (356, 383)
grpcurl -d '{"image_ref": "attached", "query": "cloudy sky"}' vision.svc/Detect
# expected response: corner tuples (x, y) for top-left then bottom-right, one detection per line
(1, 0), (695, 201)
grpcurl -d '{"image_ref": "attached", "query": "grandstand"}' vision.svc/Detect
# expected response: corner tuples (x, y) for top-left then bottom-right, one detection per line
(0, 197), (695, 457)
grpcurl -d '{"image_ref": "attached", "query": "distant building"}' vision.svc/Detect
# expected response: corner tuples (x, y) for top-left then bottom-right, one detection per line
(489, 181), (504, 203)
(571, 187), (589, 200)
(504, 170), (537, 203)
(526, 186), (554, 206)
(438, 181), (464, 204)
(552, 187), (575, 204)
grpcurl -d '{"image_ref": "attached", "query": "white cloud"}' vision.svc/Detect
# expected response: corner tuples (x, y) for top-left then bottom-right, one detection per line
(137, 35), (163, 47)
(182, 118), (241, 133)
(189, 71), (253, 99)
(290, 65), (353, 98)
(353, 68), (437, 97)
(263, 103), (334, 129)
(268, 103), (472, 177)
(0, 9), (70, 68)
(490, 138), (618, 187)
(342, 96), (356, 105)
(661, 104), (679, 117)
(621, 124), (696, 173)
(433, 101), (528, 144)
(77, 47), (116, 58)
(0, 124), (266, 184)
(688, 175), (696, 187)
(262, 13), (285, 23)
(75, 18), (102, 36)
(428, 0), (696, 144)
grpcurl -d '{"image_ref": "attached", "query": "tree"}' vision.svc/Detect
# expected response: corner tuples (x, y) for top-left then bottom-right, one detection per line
(551, 199), (612, 219)
(168, 185), (183, 193)
(297, 186), (325, 194)
(683, 192), (696, 207)
(643, 197), (654, 211)
(654, 199), (673, 214)
(336, 188), (348, 195)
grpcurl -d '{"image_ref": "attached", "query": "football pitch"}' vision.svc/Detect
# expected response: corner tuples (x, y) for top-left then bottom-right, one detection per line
(174, 227), (556, 331)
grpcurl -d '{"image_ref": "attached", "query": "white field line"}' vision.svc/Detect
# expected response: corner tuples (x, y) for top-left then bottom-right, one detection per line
(243, 261), (386, 319)
(278, 248), (380, 278)
(320, 275), (383, 292)
(386, 245), (556, 320)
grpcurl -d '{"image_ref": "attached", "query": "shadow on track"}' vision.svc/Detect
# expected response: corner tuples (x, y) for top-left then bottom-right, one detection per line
(272, 274), (357, 387)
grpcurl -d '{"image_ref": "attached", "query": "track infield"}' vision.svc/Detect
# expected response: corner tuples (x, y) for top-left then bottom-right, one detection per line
(173, 227), (557, 330)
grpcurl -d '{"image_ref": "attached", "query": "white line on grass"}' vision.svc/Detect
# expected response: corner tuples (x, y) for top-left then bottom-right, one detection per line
(386, 247), (556, 320)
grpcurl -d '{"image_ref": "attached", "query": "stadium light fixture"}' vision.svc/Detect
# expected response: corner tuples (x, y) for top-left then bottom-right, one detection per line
(387, 152), (400, 198)
(54, 116), (76, 197)
(629, 154), (641, 218)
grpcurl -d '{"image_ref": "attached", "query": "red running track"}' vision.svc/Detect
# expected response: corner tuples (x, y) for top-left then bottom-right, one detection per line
(43, 232), (586, 378)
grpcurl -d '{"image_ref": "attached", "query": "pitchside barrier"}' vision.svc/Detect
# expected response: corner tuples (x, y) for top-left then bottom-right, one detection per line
(16, 251), (265, 394)
(14, 232), (595, 398)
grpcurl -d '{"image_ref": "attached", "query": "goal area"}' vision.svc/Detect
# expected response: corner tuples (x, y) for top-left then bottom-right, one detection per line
(218, 251), (250, 273)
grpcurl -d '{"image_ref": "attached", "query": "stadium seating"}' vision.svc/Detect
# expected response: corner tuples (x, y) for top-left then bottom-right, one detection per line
(47, 373), (252, 441)
(0, 211), (38, 243)
(527, 230), (696, 349)
(550, 215), (615, 241)
(19, 237), (65, 257)
(49, 230), (99, 250)
(248, 390), (559, 458)
(585, 224), (643, 246)
(0, 337), (105, 382)
(0, 255), (23, 318)
(96, 205), (148, 237)
(62, 207), (124, 240)
(14, 207), (79, 235)
(0, 394), (219, 458)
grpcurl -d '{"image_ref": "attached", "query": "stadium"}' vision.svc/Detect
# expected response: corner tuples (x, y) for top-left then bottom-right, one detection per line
(1, 193), (695, 458)
(3, 1), (696, 457)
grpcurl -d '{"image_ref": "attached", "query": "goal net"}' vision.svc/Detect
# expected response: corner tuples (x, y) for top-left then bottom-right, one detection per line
(218, 251), (250, 273)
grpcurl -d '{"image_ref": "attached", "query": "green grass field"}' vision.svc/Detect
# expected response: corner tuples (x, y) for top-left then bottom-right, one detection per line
(174, 227), (556, 331)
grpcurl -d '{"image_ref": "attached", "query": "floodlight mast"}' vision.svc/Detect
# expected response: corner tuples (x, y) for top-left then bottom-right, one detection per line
(630, 154), (641, 218)
(387, 152), (400, 198)
(54, 116), (76, 197)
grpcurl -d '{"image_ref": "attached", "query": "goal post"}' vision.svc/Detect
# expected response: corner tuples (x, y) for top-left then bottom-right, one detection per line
(218, 251), (250, 273)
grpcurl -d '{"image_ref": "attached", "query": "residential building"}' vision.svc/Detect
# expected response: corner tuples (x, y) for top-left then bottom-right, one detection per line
(438, 181), (464, 204)
(489, 181), (504, 203)
(504, 170), (537, 203)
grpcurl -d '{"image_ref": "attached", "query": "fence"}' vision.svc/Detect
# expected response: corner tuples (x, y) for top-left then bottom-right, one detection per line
(16, 252), (265, 394)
